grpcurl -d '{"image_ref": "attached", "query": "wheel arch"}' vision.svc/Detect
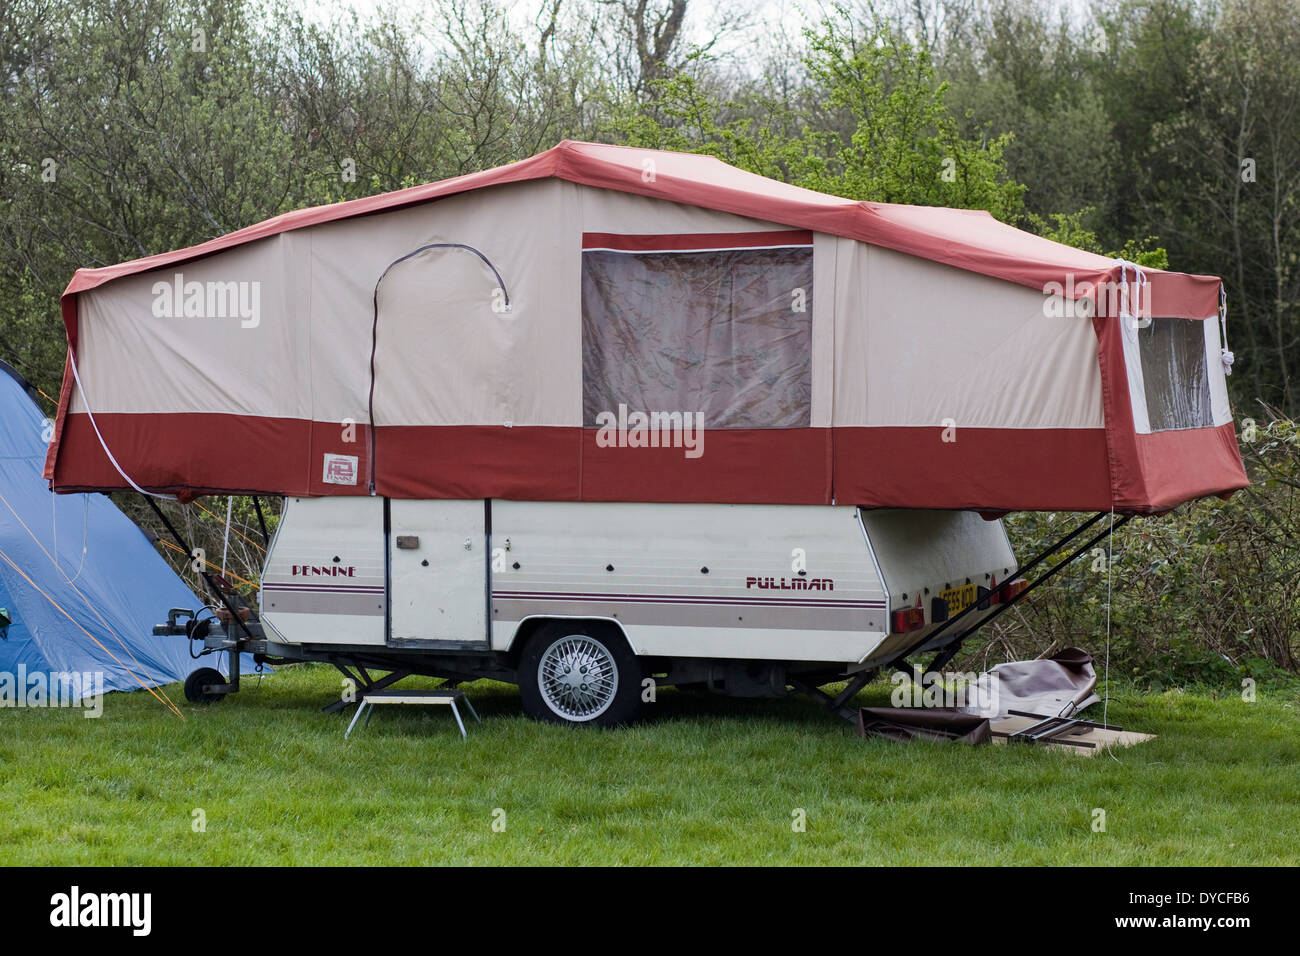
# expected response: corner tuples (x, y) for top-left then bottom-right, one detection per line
(503, 615), (632, 663)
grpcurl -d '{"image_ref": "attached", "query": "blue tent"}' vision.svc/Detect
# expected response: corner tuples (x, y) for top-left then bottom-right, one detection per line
(0, 360), (244, 700)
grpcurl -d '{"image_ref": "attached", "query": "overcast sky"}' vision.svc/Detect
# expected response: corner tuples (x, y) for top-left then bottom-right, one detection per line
(289, 0), (1099, 59)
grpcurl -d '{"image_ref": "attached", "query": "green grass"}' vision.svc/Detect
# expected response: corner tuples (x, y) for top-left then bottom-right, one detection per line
(2, 664), (1298, 865)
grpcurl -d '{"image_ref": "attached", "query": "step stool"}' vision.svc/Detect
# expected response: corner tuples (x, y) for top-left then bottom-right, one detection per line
(345, 688), (481, 740)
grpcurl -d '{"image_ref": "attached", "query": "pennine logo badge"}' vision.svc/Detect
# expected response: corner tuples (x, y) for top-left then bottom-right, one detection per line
(322, 453), (358, 485)
(292, 564), (357, 577)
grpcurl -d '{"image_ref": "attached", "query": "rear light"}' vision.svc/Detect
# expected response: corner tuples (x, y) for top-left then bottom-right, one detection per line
(997, 578), (1029, 603)
(892, 606), (926, 633)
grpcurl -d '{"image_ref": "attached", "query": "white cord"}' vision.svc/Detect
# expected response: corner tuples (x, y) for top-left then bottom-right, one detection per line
(65, 345), (176, 501)
(47, 482), (88, 583)
(1103, 506), (1115, 731)
(1114, 258), (1148, 327)
(66, 494), (89, 584)
(1219, 286), (1235, 376)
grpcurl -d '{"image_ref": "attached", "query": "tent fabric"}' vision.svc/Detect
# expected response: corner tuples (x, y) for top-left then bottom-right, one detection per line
(42, 141), (1248, 512)
(959, 647), (1101, 720)
(49, 141), (1222, 317)
(1, 362), (240, 698)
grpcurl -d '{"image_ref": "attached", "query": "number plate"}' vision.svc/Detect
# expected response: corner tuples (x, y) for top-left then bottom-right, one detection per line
(941, 584), (977, 617)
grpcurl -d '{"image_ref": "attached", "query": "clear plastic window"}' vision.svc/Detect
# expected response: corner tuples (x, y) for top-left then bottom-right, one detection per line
(1138, 317), (1213, 431)
(581, 244), (813, 428)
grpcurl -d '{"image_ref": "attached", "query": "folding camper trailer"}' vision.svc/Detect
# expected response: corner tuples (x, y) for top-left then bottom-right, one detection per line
(42, 141), (1248, 726)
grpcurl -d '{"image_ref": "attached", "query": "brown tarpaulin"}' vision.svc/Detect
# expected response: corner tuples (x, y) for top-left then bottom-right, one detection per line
(856, 707), (992, 745)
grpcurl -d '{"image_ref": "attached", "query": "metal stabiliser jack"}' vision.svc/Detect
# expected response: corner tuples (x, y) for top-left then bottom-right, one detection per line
(795, 511), (1135, 725)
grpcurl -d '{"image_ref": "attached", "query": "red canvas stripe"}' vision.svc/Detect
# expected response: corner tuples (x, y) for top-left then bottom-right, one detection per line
(582, 230), (813, 251)
(378, 425), (829, 503)
(42, 348), (75, 482)
(832, 425), (1115, 512)
(50, 411), (318, 498)
(48, 413), (1246, 512)
(1131, 421), (1248, 510)
(374, 425), (582, 500)
(1092, 312), (1142, 508)
(579, 427), (830, 504)
(1141, 274), (1221, 322)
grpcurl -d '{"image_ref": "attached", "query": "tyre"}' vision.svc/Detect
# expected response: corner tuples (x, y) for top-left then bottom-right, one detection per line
(184, 666), (226, 704)
(518, 624), (645, 727)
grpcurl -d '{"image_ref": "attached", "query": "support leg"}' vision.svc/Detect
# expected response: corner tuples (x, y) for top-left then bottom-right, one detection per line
(345, 701), (368, 740)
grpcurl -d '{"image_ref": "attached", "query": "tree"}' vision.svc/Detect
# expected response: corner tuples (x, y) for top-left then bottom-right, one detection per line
(796, 15), (1023, 217)
(613, 13), (1025, 218)
(1137, 0), (1300, 411)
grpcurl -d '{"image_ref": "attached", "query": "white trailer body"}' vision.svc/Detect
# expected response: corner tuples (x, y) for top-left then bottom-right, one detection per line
(259, 498), (1017, 695)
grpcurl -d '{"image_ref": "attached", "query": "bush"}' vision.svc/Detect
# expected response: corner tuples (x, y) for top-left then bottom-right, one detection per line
(964, 417), (1300, 686)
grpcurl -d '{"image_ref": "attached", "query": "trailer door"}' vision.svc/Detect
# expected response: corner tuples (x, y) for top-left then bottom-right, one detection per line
(387, 499), (488, 646)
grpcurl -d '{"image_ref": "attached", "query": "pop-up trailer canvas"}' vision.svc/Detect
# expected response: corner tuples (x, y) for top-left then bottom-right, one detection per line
(42, 141), (1247, 726)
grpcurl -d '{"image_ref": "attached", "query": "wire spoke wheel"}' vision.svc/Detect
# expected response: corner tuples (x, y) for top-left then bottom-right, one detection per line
(537, 635), (620, 722)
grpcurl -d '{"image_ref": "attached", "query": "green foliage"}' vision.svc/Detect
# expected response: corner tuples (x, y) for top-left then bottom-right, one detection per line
(1027, 210), (1170, 270)
(616, 18), (1025, 219)
(795, 18), (1024, 219)
(609, 53), (808, 181)
(979, 420), (1300, 686)
(945, 2), (1120, 236)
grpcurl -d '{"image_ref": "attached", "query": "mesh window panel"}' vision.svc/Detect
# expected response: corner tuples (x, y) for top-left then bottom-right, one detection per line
(1137, 317), (1213, 431)
(581, 246), (813, 428)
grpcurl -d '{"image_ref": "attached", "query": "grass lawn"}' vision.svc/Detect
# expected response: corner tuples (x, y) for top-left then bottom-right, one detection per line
(2, 663), (1297, 865)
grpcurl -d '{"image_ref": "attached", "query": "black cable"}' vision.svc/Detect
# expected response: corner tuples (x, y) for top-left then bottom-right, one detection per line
(252, 495), (270, 546)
